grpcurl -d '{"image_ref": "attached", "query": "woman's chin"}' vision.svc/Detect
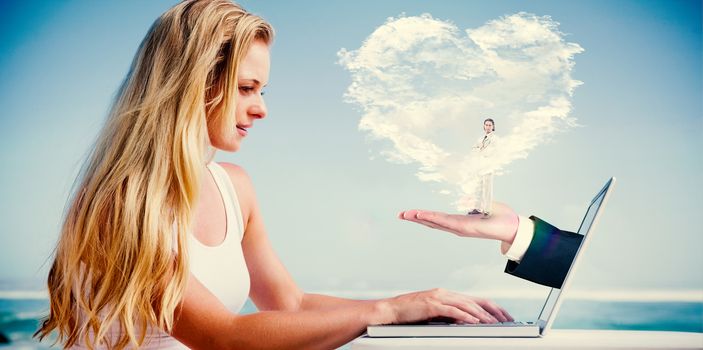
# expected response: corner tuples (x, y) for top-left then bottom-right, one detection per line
(224, 143), (240, 152)
(212, 140), (240, 153)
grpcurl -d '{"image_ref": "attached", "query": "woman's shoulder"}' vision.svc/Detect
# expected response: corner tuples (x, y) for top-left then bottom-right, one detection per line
(216, 162), (248, 179)
(215, 162), (256, 218)
(215, 162), (255, 192)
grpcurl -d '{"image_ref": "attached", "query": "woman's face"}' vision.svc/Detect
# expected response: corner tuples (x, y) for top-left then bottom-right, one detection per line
(209, 40), (270, 152)
(484, 120), (494, 134)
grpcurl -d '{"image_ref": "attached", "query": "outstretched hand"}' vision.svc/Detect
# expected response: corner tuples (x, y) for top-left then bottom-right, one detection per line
(398, 202), (520, 245)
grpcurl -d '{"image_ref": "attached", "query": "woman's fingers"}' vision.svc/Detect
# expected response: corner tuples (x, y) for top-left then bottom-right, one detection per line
(428, 290), (501, 324)
(455, 303), (497, 324)
(434, 304), (480, 324)
(390, 289), (513, 326)
(472, 298), (513, 322)
(444, 294), (500, 324)
(500, 308), (514, 322)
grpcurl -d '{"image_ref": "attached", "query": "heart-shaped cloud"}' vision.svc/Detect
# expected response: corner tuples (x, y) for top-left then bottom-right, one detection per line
(339, 12), (583, 209)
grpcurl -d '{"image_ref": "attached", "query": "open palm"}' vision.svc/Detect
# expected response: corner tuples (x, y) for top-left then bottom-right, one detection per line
(398, 202), (520, 244)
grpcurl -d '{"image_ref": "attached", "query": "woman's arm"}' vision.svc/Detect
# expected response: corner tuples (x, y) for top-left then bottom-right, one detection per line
(172, 163), (388, 349)
(171, 273), (387, 350)
(169, 163), (511, 349)
(220, 162), (304, 311)
(299, 293), (509, 326)
(171, 273), (509, 350)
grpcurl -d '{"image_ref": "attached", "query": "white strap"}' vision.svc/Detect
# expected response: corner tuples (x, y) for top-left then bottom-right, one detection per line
(207, 162), (246, 241)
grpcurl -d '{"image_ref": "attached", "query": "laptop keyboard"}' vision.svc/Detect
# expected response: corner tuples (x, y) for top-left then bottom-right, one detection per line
(499, 321), (532, 325)
(420, 317), (534, 326)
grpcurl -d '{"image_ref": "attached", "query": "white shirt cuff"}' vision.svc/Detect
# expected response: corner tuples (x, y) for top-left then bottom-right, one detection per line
(500, 215), (534, 262)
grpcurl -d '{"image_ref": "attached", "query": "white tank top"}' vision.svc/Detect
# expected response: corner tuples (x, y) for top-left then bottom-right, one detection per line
(72, 162), (250, 349)
(187, 162), (250, 313)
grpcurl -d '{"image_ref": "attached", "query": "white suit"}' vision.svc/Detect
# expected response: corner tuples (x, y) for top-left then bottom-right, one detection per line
(472, 132), (497, 213)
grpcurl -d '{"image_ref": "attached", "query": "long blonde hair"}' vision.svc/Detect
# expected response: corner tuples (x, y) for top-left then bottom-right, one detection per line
(36, 1), (272, 348)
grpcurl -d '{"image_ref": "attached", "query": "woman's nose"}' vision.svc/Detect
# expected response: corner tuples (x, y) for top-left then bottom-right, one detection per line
(250, 94), (267, 119)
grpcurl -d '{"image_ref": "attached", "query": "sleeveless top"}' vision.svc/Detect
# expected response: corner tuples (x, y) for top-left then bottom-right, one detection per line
(72, 162), (250, 349)
(187, 162), (250, 313)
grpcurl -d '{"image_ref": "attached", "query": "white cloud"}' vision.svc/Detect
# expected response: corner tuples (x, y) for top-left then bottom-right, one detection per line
(339, 13), (583, 210)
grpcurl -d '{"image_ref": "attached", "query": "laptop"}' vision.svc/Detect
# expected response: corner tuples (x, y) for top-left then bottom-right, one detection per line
(367, 177), (616, 338)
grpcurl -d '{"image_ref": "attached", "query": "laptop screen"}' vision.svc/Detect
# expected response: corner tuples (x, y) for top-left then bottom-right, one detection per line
(535, 178), (613, 328)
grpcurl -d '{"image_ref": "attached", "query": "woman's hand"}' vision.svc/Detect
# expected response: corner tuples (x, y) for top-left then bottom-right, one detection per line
(376, 288), (513, 325)
(398, 202), (520, 245)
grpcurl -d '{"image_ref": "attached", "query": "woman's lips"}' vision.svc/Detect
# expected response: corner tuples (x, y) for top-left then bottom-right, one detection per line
(236, 125), (248, 136)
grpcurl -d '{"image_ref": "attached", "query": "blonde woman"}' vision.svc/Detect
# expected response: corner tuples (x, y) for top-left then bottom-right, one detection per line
(36, 1), (514, 349)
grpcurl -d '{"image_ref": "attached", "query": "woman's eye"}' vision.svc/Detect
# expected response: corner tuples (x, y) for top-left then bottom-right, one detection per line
(239, 86), (254, 93)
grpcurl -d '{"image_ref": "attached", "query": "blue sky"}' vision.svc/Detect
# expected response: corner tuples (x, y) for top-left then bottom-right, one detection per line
(0, 0), (701, 299)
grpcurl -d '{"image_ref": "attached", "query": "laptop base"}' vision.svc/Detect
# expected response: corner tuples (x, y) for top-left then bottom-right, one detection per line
(367, 322), (540, 338)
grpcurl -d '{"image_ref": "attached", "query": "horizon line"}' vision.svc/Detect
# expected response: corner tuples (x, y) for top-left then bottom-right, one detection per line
(2, 288), (701, 302)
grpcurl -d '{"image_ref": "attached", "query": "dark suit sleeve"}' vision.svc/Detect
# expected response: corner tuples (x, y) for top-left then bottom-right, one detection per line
(504, 216), (582, 288)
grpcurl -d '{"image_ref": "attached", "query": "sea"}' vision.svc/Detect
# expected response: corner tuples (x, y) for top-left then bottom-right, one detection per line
(1, 292), (702, 349)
